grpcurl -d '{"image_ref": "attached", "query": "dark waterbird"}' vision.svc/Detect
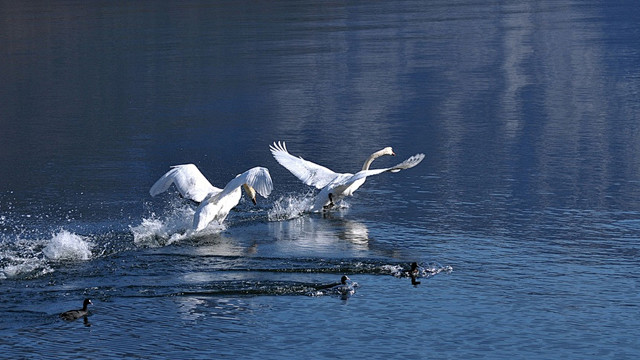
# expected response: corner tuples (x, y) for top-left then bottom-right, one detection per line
(60, 298), (92, 321)
(410, 262), (421, 286)
(314, 275), (351, 290)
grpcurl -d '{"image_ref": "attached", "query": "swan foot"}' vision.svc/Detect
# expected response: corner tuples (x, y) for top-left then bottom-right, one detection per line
(179, 194), (201, 206)
(323, 193), (335, 210)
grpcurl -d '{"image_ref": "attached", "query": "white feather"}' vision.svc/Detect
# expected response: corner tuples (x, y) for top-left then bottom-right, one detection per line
(149, 164), (220, 203)
(270, 142), (425, 212)
(150, 165), (273, 231)
(269, 141), (339, 189)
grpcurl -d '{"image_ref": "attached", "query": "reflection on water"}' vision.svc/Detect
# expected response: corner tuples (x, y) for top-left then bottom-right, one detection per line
(269, 215), (370, 252)
(335, 218), (370, 246)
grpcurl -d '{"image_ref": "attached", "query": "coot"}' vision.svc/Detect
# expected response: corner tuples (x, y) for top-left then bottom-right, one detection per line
(60, 298), (92, 321)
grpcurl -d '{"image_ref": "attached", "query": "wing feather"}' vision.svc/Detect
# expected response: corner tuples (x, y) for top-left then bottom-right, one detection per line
(269, 141), (339, 189)
(333, 153), (426, 190)
(149, 164), (219, 203)
(216, 166), (274, 200)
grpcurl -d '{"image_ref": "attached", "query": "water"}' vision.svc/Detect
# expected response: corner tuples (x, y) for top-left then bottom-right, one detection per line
(1, 0), (639, 358)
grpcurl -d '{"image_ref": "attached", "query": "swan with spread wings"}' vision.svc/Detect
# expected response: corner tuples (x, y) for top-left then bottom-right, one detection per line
(269, 142), (424, 212)
(150, 164), (273, 231)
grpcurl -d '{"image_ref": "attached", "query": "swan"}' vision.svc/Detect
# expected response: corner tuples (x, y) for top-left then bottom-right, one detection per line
(150, 164), (273, 231)
(60, 298), (92, 321)
(269, 141), (425, 212)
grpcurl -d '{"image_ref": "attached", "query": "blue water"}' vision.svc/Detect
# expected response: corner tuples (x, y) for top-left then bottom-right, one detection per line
(2, 1), (640, 358)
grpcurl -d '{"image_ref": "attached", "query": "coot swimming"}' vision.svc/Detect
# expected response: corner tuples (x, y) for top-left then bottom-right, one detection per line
(60, 298), (92, 321)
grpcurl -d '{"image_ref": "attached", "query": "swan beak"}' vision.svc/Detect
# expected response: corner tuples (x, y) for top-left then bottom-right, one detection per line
(243, 184), (257, 205)
(391, 151), (396, 156)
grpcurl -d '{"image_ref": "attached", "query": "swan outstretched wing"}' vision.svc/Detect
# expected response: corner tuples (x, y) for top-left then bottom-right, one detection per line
(216, 166), (274, 201)
(332, 153), (425, 192)
(385, 153), (425, 173)
(149, 164), (219, 203)
(270, 141), (339, 189)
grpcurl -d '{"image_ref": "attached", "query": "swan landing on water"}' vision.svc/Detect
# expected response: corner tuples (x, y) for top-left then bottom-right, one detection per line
(269, 141), (425, 212)
(150, 164), (273, 231)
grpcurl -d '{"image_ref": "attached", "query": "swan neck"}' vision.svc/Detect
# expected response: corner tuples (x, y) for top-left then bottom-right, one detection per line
(361, 150), (385, 171)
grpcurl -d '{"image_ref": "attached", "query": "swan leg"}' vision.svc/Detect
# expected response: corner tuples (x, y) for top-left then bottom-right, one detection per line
(323, 193), (335, 210)
(179, 194), (201, 206)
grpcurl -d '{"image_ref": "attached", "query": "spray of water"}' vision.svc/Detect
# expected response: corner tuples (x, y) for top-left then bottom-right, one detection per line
(130, 200), (225, 247)
(1, 230), (93, 279)
(267, 192), (316, 221)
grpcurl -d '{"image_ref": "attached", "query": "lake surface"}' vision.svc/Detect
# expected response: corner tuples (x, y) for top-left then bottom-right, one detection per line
(1, 1), (639, 358)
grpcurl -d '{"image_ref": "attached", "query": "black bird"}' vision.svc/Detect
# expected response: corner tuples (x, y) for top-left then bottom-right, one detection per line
(60, 298), (92, 321)
(410, 262), (421, 285)
(314, 275), (352, 290)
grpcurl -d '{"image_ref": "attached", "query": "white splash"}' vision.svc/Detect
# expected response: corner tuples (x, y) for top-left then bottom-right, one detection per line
(424, 264), (454, 276)
(1, 230), (93, 279)
(0, 254), (52, 280)
(383, 263), (453, 279)
(130, 205), (225, 247)
(381, 264), (406, 277)
(267, 193), (315, 221)
(307, 279), (360, 298)
(42, 230), (92, 261)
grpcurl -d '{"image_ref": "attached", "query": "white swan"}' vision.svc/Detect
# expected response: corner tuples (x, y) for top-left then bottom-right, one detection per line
(269, 141), (425, 212)
(150, 164), (273, 231)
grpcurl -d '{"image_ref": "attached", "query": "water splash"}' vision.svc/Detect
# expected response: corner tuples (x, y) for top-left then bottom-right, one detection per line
(131, 202), (225, 247)
(307, 278), (359, 298)
(42, 230), (92, 261)
(267, 192), (315, 221)
(381, 262), (453, 279)
(1, 230), (91, 280)
(0, 252), (52, 280)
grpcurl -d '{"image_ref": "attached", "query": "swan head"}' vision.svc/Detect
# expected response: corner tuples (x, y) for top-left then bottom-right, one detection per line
(362, 147), (396, 170)
(341, 275), (350, 285)
(243, 184), (257, 205)
(380, 147), (396, 157)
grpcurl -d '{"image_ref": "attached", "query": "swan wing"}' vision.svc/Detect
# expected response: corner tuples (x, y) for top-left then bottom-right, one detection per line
(385, 153), (425, 173)
(192, 167), (273, 231)
(270, 141), (339, 189)
(216, 166), (274, 201)
(149, 164), (220, 203)
(335, 153), (426, 189)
